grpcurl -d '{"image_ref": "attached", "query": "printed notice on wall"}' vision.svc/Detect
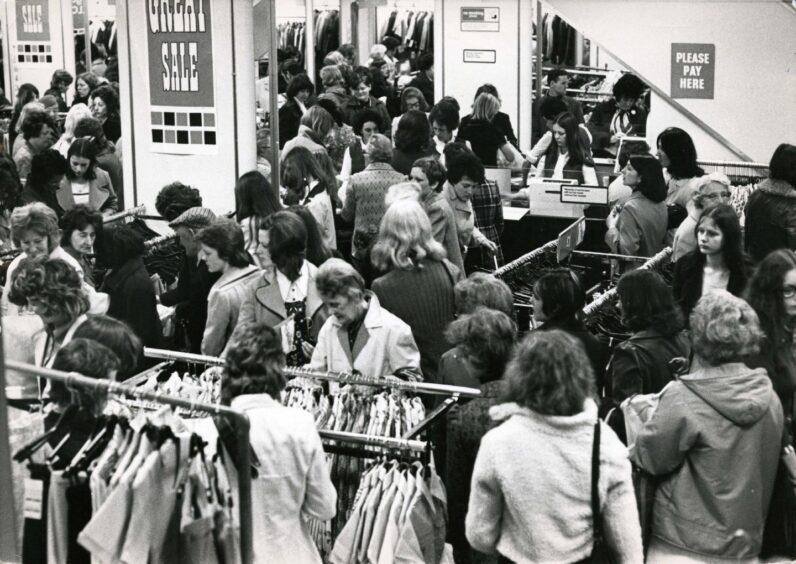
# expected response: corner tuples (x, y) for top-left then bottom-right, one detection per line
(671, 43), (715, 99)
(461, 7), (499, 32)
(15, 0), (53, 65)
(147, 0), (217, 154)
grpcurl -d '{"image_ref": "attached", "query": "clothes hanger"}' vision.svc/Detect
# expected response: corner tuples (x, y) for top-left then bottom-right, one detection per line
(13, 404), (80, 462)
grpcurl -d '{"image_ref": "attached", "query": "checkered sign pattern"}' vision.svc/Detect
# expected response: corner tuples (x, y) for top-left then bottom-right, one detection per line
(150, 110), (217, 147)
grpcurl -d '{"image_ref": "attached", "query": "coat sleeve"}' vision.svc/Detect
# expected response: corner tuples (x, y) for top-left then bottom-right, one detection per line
(616, 206), (643, 256)
(307, 319), (332, 371)
(201, 291), (229, 357)
(236, 282), (257, 332)
(124, 279), (162, 348)
(586, 102), (613, 150)
(600, 437), (644, 564)
(341, 181), (356, 222)
(465, 437), (502, 555)
(300, 421), (338, 521)
(631, 386), (699, 475)
(608, 345), (643, 406)
(388, 323), (423, 381)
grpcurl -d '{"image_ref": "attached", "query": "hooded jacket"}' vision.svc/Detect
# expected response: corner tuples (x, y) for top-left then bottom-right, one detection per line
(745, 178), (796, 262)
(632, 363), (783, 559)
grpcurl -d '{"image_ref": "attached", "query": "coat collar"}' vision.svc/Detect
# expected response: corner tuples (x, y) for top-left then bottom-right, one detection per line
(253, 263), (323, 320)
(758, 178), (796, 199)
(231, 393), (281, 412)
(364, 162), (394, 172)
(214, 265), (259, 291)
(444, 182), (471, 213)
(330, 292), (385, 364)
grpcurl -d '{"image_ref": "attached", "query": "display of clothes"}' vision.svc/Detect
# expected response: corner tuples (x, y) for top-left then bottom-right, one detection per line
(539, 13), (578, 66)
(18, 410), (240, 564)
(328, 458), (448, 564)
(315, 9), (340, 62)
(137, 366), (223, 410)
(379, 10), (434, 53)
(278, 21), (306, 58)
(728, 182), (760, 226)
(88, 20), (117, 57)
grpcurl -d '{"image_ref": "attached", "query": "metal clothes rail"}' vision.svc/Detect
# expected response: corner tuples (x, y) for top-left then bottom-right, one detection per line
(4, 360), (254, 564)
(493, 239), (559, 278)
(143, 348), (482, 399)
(144, 233), (179, 251)
(319, 430), (427, 453)
(103, 205), (147, 224)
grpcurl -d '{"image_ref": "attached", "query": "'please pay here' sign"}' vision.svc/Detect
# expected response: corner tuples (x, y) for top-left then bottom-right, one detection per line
(671, 43), (715, 99)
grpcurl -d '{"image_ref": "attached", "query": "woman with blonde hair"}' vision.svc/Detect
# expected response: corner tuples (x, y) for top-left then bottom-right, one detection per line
(281, 106), (335, 159)
(372, 199), (462, 382)
(319, 64), (349, 108)
(53, 103), (93, 157)
(457, 92), (515, 167)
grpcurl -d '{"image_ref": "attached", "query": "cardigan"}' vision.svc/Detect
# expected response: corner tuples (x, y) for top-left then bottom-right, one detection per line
(422, 191), (464, 272)
(466, 401), (643, 563)
(57, 168), (118, 214)
(201, 265), (260, 356)
(372, 258), (462, 383)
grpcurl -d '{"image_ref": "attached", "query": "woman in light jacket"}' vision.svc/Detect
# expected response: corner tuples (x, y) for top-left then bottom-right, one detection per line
(281, 146), (337, 250)
(633, 291), (783, 563)
(57, 137), (118, 215)
(237, 211), (328, 366)
(223, 322), (336, 564)
(466, 330), (643, 563)
(195, 219), (260, 356)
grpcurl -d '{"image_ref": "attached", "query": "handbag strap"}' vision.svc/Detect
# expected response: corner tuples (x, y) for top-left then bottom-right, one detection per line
(591, 420), (603, 536)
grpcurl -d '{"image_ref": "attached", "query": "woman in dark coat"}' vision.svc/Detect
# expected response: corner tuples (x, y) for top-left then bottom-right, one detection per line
(587, 73), (648, 158)
(89, 85), (121, 144)
(100, 225), (162, 347)
(278, 74), (315, 149)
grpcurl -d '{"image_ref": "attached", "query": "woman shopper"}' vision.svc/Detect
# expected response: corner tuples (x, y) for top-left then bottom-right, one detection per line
(410, 156), (464, 272)
(73, 314), (144, 380)
(466, 329), (643, 563)
(60, 204), (102, 287)
(605, 154), (668, 261)
(372, 199), (462, 383)
(460, 84), (519, 149)
(633, 291), (783, 563)
(222, 322), (336, 564)
(89, 84), (121, 143)
(281, 106), (335, 159)
(533, 268), (608, 390)
(278, 73), (315, 149)
(315, 98), (358, 171)
(671, 172), (732, 261)
(342, 70), (391, 132)
(656, 126), (706, 210)
(538, 111), (598, 184)
(745, 143), (796, 262)
(339, 108), (384, 194)
(456, 92), (515, 168)
(390, 109), (432, 175)
(672, 204), (749, 320)
(235, 170), (283, 263)
(236, 211), (328, 366)
(607, 269), (691, 418)
(71, 71), (100, 108)
(745, 249), (796, 558)
(52, 103), (93, 157)
(445, 308), (517, 564)
(195, 219), (259, 356)
(390, 86), (429, 139)
(287, 205), (335, 267)
(9, 83), (39, 148)
(281, 146), (337, 250)
(57, 137), (118, 215)
(73, 116), (126, 209)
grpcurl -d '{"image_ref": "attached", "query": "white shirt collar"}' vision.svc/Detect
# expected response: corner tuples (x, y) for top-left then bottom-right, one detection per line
(275, 260), (309, 302)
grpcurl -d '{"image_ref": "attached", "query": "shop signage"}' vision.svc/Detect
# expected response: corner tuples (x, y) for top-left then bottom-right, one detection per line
(146, 0), (217, 154)
(557, 217), (586, 263)
(560, 184), (609, 206)
(463, 49), (496, 64)
(671, 43), (715, 99)
(72, 0), (86, 33)
(461, 7), (499, 32)
(16, 0), (51, 41)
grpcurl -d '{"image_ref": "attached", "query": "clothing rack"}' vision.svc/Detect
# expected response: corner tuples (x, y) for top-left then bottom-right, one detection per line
(144, 233), (179, 251)
(103, 205), (147, 224)
(4, 359), (254, 564)
(320, 430), (427, 453)
(493, 239), (559, 278)
(143, 347), (482, 398)
(581, 246), (673, 317)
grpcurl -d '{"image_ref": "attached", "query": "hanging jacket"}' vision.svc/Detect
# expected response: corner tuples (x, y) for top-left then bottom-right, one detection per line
(633, 363), (783, 560)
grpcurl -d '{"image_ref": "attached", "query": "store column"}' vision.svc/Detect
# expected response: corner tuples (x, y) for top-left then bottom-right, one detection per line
(117, 0), (256, 213)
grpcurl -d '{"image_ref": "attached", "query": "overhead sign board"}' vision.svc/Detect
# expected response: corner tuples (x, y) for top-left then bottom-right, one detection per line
(461, 7), (499, 32)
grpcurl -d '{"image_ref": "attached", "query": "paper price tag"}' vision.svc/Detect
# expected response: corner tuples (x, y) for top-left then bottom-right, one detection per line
(24, 479), (44, 520)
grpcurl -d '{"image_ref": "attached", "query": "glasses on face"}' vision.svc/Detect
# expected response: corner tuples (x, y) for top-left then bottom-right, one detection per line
(783, 286), (796, 299)
(702, 191), (731, 201)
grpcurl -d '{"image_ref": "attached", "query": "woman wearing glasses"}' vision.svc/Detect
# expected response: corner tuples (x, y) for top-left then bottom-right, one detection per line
(671, 172), (732, 261)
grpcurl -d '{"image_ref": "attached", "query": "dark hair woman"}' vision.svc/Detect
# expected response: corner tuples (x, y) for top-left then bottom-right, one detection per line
(60, 204), (102, 287)
(59, 137), (118, 215)
(540, 111), (597, 184)
(221, 322), (336, 563)
(445, 308), (517, 563)
(342, 70), (391, 132)
(672, 204), (749, 320)
(467, 330), (643, 562)
(72, 71), (100, 108)
(195, 219), (259, 356)
(9, 83), (39, 147)
(237, 211), (328, 366)
(44, 69), (73, 112)
(279, 73), (315, 149)
(280, 146), (337, 250)
(73, 116), (125, 209)
(286, 205), (334, 267)
(89, 84), (121, 143)
(235, 170), (283, 264)
(533, 268), (608, 390)
(155, 181), (202, 220)
(100, 226), (162, 348)
(745, 143), (796, 262)
(607, 269), (691, 419)
(656, 127), (706, 209)
(73, 314), (144, 380)
(587, 73), (648, 158)
(744, 249), (796, 558)
(606, 154), (668, 261)
(428, 100), (461, 160)
(340, 108), (384, 190)
(390, 86), (429, 138)
(391, 109), (432, 175)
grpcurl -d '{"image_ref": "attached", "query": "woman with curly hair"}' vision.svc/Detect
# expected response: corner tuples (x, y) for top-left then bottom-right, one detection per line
(222, 322), (336, 564)
(634, 291), (783, 563)
(372, 199), (462, 382)
(466, 329), (643, 562)
(672, 204), (750, 320)
(89, 84), (121, 143)
(60, 204), (103, 287)
(8, 255), (90, 367)
(195, 219), (259, 356)
(155, 181), (203, 221)
(587, 73), (648, 158)
(607, 269), (690, 410)
(390, 109), (432, 175)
